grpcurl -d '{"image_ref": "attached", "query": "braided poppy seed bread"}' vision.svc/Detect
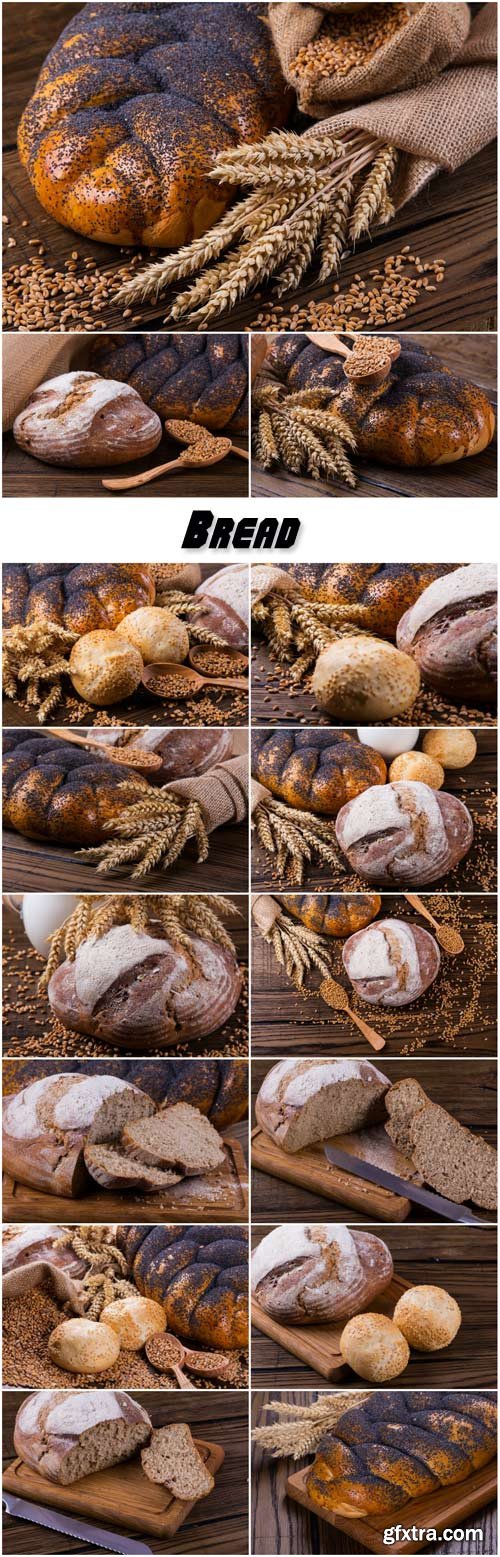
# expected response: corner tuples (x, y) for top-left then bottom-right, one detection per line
(91, 335), (249, 433)
(3, 732), (149, 846)
(18, 3), (290, 247)
(3, 564), (155, 632)
(336, 781), (474, 887)
(306, 1391), (497, 1518)
(281, 893), (381, 937)
(252, 730), (386, 816)
(279, 564), (455, 640)
(265, 337), (495, 467)
(116, 1225), (248, 1348)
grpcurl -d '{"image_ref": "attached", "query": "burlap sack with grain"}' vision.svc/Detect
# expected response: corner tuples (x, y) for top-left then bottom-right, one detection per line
(3, 1258), (88, 1313)
(167, 754), (248, 832)
(271, 4), (497, 209)
(2, 335), (85, 429)
(269, 2), (470, 109)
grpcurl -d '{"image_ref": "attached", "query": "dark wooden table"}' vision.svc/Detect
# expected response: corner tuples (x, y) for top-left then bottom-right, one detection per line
(2, 1391), (249, 1555)
(251, 729), (497, 894)
(251, 1058), (497, 1222)
(3, 7), (496, 334)
(251, 893), (497, 1057)
(2, 564), (249, 727)
(2, 427), (250, 499)
(3, 816), (249, 894)
(2, 897), (249, 1059)
(251, 334), (497, 501)
(251, 1391), (497, 1557)
(251, 1224), (496, 1388)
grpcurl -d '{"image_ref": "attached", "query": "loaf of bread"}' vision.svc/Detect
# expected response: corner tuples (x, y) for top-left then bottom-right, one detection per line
(277, 563), (455, 638)
(122, 1103), (225, 1175)
(14, 1389), (152, 1484)
(13, 372), (162, 467)
(342, 920), (441, 1007)
(194, 564), (249, 650)
(281, 893), (381, 937)
(255, 1057), (389, 1153)
(18, 3), (289, 247)
(336, 781), (474, 886)
(252, 730), (386, 816)
(141, 1423), (214, 1498)
(2, 1073), (155, 1197)
(339, 1313), (410, 1382)
(396, 563), (497, 706)
(2, 1225), (88, 1285)
(3, 732), (150, 846)
(4, 1057), (248, 1133)
(306, 1391), (497, 1517)
(47, 923), (243, 1048)
(91, 335), (249, 433)
(385, 1078), (497, 1210)
(3, 564), (155, 632)
(266, 336), (495, 467)
(251, 1224), (393, 1324)
(116, 1225), (248, 1349)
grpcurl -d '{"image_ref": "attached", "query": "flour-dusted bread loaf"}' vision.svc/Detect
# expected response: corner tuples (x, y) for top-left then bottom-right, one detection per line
(2, 1224), (88, 1282)
(3, 1057), (248, 1133)
(116, 1225), (248, 1349)
(122, 1102), (225, 1175)
(48, 923), (243, 1048)
(3, 732), (150, 846)
(255, 1057), (389, 1153)
(13, 372), (162, 467)
(141, 1423), (214, 1498)
(396, 563), (497, 706)
(335, 781), (474, 886)
(193, 564), (249, 650)
(91, 335), (249, 433)
(306, 1391), (497, 1518)
(266, 337), (495, 468)
(14, 1389), (152, 1484)
(252, 730), (386, 816)
(18, 3), (289, 247)
(2, 1073), (154, 1197)
(251, 1224), (393, 1325)
(91, 728), (233, 783)
(281, 893), (382, 937)
(385, 1079), (498, 1210)
(3, 564), (155, 632)
(342, 920), (441, 1007)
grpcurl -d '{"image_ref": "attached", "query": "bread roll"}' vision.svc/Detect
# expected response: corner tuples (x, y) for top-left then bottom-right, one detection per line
(48, 1318), (120, 1374)
(339, 1313), (410, 1381)
(393, 1286), (462, 1351)
(13, 372), (162, 466)
(100, 1295), (166, 1350)
(312, 637), (420, 722)
(69, 631), (143, 705)
(115, 608), (189, 665)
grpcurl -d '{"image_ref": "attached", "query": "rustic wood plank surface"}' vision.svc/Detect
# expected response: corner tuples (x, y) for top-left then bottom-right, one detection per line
(2, 429), (250, 499)
(3, 1390), (249, 1555)
(251, 892), (496, 1057)
(3, 817), (249, 893)
(2, 897), (249, 1058)
(2, 7), (496, 334)
(251, 1391), (497, 1556)
(251, 730), (497, 893)
(251, 334), (497, 500)
(251, 1057), (497, 1222)
(250, 1225), (497, 1388)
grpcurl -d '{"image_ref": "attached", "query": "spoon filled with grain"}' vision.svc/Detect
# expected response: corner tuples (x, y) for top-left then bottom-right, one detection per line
(102, 436), (232, 490)
(404, 893), (465, 955)
(165, 418), (249, 462)
(145, 1333), (197, 1390)
(40, 728), (163, 775)
(319, 977), (386, 1051)
(142, 662), (249, 699)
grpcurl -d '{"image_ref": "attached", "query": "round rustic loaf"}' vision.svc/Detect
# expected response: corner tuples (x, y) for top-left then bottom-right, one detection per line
(69, 631), (144, 706)
(3, 1057), (248, 1133)
(339, 1313), (410, 1382)
(2, 1072), (154, 1197)
(335, 780), (474, 886)
(255, 1056), (389, 1154)
(82, 728), (233, 783)
(100, 1296), (166, 1350)
(47, 923), (243, 1048)
(3, 733), (150, 846)
(396, 563), (497, 705)
(266, 338), (495, 467)
(91, 335), (249, 432)
(14, 1389), (152, 1484)
(3, 564), (155, 632)
(116, 1225), (248, 1349)
(18, 3), (289, 247)
(13, 372), (162, 467)
(342, 919), (441, 1007)
(252, 730), (386, 816)
(48, 1318), (120, 1374)
(194, 564), (249, 650)
(281, 893), (382, 937)
(251, 1224), (393, 1324)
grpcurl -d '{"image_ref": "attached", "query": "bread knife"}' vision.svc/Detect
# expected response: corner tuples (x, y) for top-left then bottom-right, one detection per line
(2, 1493), (153, 1553)
(323, 1145), (483, 1223)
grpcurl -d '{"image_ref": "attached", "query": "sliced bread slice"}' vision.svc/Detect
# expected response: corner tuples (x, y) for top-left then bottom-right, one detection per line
(141, 1423), (215, 1499)
(122, 1102), (225, 1176)
(385, 1080), (497, 1210)
(384, 1078), (430, 1160)
(84, 1142), (182, 1192)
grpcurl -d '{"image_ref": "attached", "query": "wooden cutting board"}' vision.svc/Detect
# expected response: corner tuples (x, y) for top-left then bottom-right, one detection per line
(2, 1137), (248, 1224)
(251, 1127), (412, 1222)
(287, 1459), (497, 1554)
(3, 1439), (225, 1539)
(252, 1274), (413, 1382)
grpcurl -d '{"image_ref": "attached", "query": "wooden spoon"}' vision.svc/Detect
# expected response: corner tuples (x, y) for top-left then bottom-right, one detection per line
(165, 419), (249, 462)
(142, 661), (248, 698)
(404, 892), (465, 955)
(151, 1334), (197, 1390)
(39, 728), (162, 774)
(304, 329), (397, 387)
(101, 439), (232, 491)
(189, 644), (249, 675)
(319, 977), (386, 1052)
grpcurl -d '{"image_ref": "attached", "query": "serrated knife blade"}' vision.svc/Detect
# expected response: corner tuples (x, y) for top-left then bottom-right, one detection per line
(323, 1144), (483, 1223)
(2, 1493), (152, 1553)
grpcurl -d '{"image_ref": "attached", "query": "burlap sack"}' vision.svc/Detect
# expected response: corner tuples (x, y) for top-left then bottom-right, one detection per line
(2, 336), (84, 429)
(273, 4), (497, 209)
(251, 892), (281, 934)
(167, 753), (248, 831)
(269, 2), (470, 110)
(3, 1259), (87, 1313)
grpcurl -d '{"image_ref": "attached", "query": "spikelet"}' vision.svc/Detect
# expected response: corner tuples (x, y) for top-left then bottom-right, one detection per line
(349, 145), (398, 241)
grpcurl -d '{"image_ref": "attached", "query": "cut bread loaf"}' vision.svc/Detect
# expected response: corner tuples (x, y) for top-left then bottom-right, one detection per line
(2, 1074), (155, 1198)
(141, 1423), (215, 1499)
(255, 1057), (389, 1154)
(385, 1079), (497, 1210)
(14, 1389), (152, 1485)
(122, 1103), (225, 1175)
(84, 1142), (182, 1192)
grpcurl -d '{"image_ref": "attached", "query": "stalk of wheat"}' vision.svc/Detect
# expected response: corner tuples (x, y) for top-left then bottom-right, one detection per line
(254, 795), (345, 887)
(252, 1392), (371, 1460)
(255, 902), (333, 988)
(253, 382), (358, 488)
(3, 622), (77, 722)
(40, 892), (239, 990)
